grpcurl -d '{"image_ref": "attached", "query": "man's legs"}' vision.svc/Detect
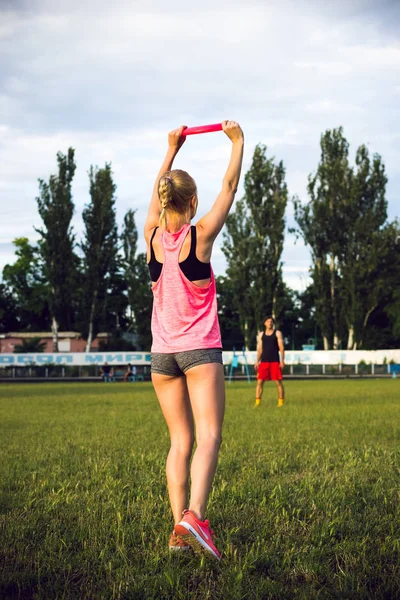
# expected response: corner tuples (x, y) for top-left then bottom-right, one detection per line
(275, 380), (285, 406)
(255, 378), (264, 406)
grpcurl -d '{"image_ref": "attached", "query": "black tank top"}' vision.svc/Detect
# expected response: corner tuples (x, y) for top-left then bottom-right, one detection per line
(260, 331), (280, 362)
(148, 226), (211, 283)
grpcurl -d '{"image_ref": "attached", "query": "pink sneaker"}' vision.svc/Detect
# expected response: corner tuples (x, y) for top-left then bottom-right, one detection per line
(174, 509), (221, 560)
(169, 531), (191, 551)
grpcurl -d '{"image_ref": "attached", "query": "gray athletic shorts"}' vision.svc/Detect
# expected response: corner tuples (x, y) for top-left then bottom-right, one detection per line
(151, 348), (223, 377)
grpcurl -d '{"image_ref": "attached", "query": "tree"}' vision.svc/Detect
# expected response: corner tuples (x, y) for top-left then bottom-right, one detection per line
(14, 337), (47, 353)
(295, 284), (322, 350)
(129, 253), (153, 350)
(121, 208), (138, 333)
(293, 128), (350, 349)
(121, 209), (153, 349)
(102, 265), (129, 335)
(222, 144), (288, 349)
(339, 146), (390, 348)
(36, 148), (78, 350)
(294, 128), (396, 350)
(0, 283), (20, 332)
(215, 275), (245, 350)
(273, 280), (302, 349)
(385, 244), (400, 342)
(80, 164), (120, 351)
(2, 238), (50, 331)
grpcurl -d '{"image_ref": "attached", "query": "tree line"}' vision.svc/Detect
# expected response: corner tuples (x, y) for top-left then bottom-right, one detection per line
(1, 127), (399, 351)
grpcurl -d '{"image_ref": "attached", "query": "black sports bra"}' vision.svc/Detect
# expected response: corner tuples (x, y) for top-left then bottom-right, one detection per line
(148, 226), (211, 282)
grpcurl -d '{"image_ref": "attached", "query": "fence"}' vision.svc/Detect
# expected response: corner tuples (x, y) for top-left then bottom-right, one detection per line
(0, 363), (398, 381)
(0, 350), (399, 381)
(224, 363), (398, 379)
(0, 364), (151, 381)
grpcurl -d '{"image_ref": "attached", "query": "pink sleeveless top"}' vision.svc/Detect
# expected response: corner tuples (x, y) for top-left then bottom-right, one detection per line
(151, 223), (222, 353)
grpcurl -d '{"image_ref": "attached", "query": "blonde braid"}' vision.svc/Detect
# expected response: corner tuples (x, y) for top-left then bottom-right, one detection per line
(158, 174), (173, 228)
(158, 169), (197, 228)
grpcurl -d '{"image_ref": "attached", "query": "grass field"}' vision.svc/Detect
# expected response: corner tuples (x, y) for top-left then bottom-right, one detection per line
(0, 380), (399, 599)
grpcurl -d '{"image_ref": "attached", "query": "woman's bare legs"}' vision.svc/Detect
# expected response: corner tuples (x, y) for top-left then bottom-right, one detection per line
(185, 363), (225, 520)
(152, 373), (194, 525)
(152, 363), (225, 524)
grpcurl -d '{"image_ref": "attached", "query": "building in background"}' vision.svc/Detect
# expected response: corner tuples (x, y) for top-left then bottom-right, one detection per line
(0, 332), (109, 353)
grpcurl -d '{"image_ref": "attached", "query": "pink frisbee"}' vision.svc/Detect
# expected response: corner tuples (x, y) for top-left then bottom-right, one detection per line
(182, 123), (223, 136)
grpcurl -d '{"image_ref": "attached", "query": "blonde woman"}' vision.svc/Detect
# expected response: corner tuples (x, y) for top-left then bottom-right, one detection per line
(144, 121), (244, 559)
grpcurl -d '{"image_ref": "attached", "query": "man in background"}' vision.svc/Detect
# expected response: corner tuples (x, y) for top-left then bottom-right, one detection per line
(124, 363), (137, 382)
(254, 316), (285, 407)
(101, 361), (113, 382)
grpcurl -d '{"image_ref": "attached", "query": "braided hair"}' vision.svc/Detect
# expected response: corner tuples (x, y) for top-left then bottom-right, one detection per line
(158, 169), (197, 228)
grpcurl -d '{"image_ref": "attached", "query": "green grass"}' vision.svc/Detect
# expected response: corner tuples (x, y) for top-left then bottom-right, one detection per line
(0, 380), (399, 599)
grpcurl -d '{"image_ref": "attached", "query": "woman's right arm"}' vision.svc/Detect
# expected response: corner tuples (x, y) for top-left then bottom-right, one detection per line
(144, 126), (186, 243)
(196, 120), (244, 242)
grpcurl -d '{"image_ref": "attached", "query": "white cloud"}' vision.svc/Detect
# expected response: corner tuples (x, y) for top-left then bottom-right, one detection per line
(305, 100), (364, 114)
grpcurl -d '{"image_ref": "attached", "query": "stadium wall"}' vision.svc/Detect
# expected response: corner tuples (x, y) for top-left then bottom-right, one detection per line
(0, 349), (399, 367)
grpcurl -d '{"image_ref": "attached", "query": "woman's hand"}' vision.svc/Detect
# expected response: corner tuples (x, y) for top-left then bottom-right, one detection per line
(168, 126), (187, 151)
(222, 120), (244, 144)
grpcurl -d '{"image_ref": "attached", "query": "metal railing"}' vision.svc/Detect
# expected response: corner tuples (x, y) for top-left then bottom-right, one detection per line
(0, 363), (398, 381)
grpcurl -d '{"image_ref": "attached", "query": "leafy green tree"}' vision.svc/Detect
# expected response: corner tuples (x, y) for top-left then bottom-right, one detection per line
(2, 238), (50, 331)
(339, 147), (391, 348)
(295, 284), (322, 350)
(130, 253), (153, 350)
(222, 144), (288, 349)
(221, 200), (254, 348)
(121, 208), (138, 332)
(293, 128), (350, 349)
(385, 267), (400, 343)
(102, 265), (129, 335)
(14, 337), (47, 353)
(121, 209), (153, 350)
(273, 280), (302, 349)
(36, 148), (79, 350)
(80, 164), (120, 351)
(294, 128), (396, 350)
(0, 283), (20, 332)
(215, 275), (245, 350)
(122, 209), (138, 271)
(362, 305), (398, 350)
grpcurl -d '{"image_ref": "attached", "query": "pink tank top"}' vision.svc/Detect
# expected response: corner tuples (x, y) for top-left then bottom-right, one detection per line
(151, 223), (222, 353)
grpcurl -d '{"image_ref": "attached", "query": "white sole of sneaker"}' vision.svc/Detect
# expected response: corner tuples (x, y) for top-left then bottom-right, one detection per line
(176, 522), (220, 560)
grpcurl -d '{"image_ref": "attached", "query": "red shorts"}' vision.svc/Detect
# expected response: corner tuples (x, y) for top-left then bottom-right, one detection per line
(257, 362), (282, 381)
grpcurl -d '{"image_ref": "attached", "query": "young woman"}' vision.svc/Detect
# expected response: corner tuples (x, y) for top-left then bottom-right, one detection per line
(144, 121), (244, 559)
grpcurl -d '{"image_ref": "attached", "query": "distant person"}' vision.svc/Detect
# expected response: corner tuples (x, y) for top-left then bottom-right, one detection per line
(124, 363), (134, 382)
(254, 316), (285, 407)
(144, 121), (244, 559)
(101, 362), (112, 382)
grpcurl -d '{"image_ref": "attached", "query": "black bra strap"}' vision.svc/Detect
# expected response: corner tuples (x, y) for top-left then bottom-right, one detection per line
(190, 226), (196, 257)
(150, 227), (158, 258)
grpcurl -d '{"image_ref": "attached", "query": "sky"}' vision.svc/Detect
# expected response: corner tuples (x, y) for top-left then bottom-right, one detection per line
(0, 0), (399, 292)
